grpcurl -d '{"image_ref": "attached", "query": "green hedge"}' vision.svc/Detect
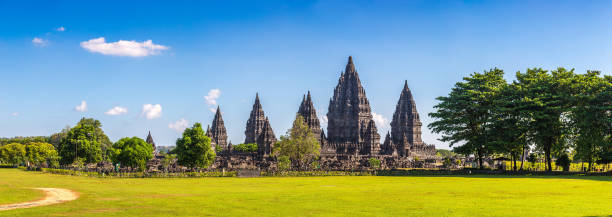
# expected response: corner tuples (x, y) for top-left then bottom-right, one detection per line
(38, 168), (236, 178)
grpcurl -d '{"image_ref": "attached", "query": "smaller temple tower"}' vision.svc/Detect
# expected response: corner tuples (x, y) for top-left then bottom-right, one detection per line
(146, 131), (157, 154)
(244, 93), (277, 156)
(210, 106), (228, 150)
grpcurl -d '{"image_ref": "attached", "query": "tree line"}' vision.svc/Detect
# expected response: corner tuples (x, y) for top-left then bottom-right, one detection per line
(429, 68), (612, 172)
(0, 114), (321, 172)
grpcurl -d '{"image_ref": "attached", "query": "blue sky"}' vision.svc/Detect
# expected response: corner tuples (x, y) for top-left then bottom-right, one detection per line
(1, 0), (611, 149)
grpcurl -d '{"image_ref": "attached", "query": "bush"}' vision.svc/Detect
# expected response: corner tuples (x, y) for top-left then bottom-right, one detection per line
(277, 156), (291, 171)
(555, 154), (571, 172)
(234, 143), (258, 153)
(368, 158), (381, 169)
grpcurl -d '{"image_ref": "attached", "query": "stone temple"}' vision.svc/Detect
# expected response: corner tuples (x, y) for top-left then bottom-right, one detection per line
(199, 56), (436, 170)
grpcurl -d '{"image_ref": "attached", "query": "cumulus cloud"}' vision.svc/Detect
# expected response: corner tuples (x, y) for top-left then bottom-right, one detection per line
(204, 89), (221, 105)
(32, 37), (48, 46)
(55, 26), (65, 32)
(141, 104), (162, 119)
(169, 118), (189, 133)
(11, 112), (19, 117)
(74, 101), (87, 112)
(80, 37), (169, 57)
(372, 112), (388, 128)
(105, 106), (128, 115)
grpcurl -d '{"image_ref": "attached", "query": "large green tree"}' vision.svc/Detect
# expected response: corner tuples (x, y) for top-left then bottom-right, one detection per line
(174, 123), (216, 170)
(25, 142), (59, 168)
(273, 114), (320, 171)
(489, 83), (529, 171)
(110, 137), (153, 171)
(0, 143), (26, 166)
(58, 118), (110, 165)
(514, 68), (576, 171)
(570, 71), (612, 171)
(429, 69), (506, 169)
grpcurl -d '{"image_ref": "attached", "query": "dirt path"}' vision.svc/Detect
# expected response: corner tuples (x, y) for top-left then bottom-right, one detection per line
(0, 188), (79, 211)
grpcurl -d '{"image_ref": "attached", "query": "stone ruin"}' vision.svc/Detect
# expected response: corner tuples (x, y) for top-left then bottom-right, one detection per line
(148, 56), (439, 171)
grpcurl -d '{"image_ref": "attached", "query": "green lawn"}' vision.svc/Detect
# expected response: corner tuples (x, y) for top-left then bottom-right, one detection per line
(0, 169), (610, 217)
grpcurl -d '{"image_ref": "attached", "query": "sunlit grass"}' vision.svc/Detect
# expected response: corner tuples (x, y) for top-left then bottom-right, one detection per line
(0, 169), (610, 216)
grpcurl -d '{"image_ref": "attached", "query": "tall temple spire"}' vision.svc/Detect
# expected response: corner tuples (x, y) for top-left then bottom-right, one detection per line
(245, 93), (267, 145)
(297, 91), (322, 141)
(210, 105), (228, 149)
(327, 56), (380, 155)
(146, 131), (156, 152)
(390, 80), (424, 156)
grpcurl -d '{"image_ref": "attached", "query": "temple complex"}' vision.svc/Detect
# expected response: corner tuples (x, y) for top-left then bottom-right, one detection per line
(152, 56), (438, 171)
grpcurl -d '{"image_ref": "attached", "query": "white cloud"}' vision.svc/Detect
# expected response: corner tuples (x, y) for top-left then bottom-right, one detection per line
(55, 26), (65, 32)
(74, 101), (87, 112)
(11, 112), (19, 117)
(204, 89), (221, 105)
(105, 106), (128, 115)
(80, 37), (169, 57)
(372, 112), (388, 128)
(141, 104), (162, 119)
(209, 107), (217, 113)
(169, 118), (189, 133)
(32, 37), (48, 46)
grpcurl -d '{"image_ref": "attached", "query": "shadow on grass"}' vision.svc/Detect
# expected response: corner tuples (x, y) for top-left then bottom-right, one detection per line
(379, 174), (612, 182)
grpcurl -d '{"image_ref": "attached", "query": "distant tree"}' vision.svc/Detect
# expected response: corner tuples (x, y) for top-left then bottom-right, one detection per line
(0, 143), (26, 166)
(174, 123), (216, 170)
(527, 153), (538, 170)
(555, 153), (572, 172)
(25, 142), (59, 168)
(110, 137), (153, 171)
(368, 157), (381, 169)
(49, 126), (70, 149)
(161, 153), (177, 173)
(234, 143), (258, 153)
(0, 136), (49, 146)
(273, 114), (320, 171)
(276, 156), (291, 171)
(58, 118), (108, 165)
(429, 68), (506, 169)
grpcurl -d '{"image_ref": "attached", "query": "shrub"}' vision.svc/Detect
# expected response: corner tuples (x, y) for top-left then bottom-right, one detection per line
(555, 153), (571, 172)
(368, 157), (381, 169)
(234, 143), (258, 153)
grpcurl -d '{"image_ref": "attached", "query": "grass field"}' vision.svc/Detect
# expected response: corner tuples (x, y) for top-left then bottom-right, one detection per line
(0, 169), (611, 216)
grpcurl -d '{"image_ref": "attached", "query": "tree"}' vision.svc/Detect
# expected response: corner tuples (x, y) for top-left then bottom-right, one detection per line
(368, 157), (381, 169)
(25, 142), (59, 168)
(527, 153), (538, 170)
(174, 123), (216, 170)
(234, 143), (258, 153)
(58, 118), (108, 165)
(0, 143), (26, 166)
(110, 137), (153, 171)
(489, 83), (529, 171)
(569, 71), (612, 171)
(429, 69), (506, 169)
(49, 126), (70, 149)
(273, 114), (320, 171)
(555, 153), (571, 172)
(514, 68), (576, 172)
(161, 153), (177, 173)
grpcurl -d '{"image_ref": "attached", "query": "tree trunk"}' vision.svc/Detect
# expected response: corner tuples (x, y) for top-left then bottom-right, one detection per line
(545, 144), (552, 172)
(519, 144), (526, 171)
(477, 149), (484, 170)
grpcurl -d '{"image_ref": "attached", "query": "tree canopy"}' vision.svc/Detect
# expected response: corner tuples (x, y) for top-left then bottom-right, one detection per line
(273, 114), (320, 170)
(110, 137), (154, 171)
(174, 123), (216, 170)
